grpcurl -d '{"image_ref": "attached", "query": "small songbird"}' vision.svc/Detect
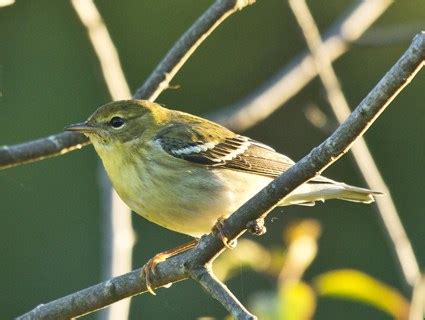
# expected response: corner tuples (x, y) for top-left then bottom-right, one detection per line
(66, 100), (379, 291)
(66, 99), (380, 236)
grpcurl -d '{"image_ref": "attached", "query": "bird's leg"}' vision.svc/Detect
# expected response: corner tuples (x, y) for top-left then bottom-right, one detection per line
(141, 239), (198, 295)
(213, 217), (237, 249)
(246, 217), (267, 236)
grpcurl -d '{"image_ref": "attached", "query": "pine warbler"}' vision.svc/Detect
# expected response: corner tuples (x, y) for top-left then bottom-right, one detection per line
(66, 100), (379, 238)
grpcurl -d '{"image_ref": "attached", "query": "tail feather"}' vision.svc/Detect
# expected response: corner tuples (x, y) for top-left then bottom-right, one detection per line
(337, 184), (382, 204)
(280, 179), (382, 206)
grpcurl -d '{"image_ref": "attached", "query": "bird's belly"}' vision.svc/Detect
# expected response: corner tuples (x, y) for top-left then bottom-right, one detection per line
(111, 159), (273, 237)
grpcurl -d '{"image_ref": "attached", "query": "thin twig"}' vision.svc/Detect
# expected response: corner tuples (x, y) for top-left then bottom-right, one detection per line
(133, 0), (255, 101)
(17, 31), (425, 320)
(209, 0), (392, 130)
(0, 132), (89, 169)
(71, 1), (134, 318)
(0, 0), (256, 170)
(189, 265), (256, 320)
(288, 0), (420, 289)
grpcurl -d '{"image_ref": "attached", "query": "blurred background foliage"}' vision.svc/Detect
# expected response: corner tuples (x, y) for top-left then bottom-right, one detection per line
(1, 0), (424, 319)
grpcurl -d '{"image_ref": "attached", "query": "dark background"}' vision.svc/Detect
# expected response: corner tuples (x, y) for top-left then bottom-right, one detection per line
(1, 0), (424, 319)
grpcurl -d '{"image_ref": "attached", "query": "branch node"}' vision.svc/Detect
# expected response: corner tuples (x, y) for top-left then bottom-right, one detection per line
(246, 218), (266, 236)
(187, 265), (209, 282)
(104, 279), (119, 299)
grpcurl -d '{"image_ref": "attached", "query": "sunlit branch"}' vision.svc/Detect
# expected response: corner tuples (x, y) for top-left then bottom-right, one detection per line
(189, 266), (256, 319)
(133, 0), (256, 101)
(0, 132), (89, 170)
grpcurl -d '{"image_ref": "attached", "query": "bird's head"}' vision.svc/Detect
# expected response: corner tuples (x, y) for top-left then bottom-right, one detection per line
(65, 100), (168, 146)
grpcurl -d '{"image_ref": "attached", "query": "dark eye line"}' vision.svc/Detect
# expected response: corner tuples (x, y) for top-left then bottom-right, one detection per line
(109, 116), (125, 128)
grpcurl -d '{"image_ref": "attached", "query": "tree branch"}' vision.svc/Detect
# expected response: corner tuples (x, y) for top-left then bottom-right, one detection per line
(133, 0), (255, 101)
(0, 0), (255, 170)
(0, 132), (89, 170)
(209, 0), (392, 130)
(17, 31), (425, 320)
(288, 0), (420, 289)
(188, 265), (256, 319)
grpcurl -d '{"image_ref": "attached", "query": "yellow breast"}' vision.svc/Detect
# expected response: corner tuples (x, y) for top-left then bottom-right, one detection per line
(91, 139), (273, 237)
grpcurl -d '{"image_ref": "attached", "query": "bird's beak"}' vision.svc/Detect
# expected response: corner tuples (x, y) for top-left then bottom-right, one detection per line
(64, 122), (97, 133)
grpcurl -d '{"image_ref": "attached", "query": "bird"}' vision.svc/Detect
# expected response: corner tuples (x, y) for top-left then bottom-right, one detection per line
(65, 99), (379, 292)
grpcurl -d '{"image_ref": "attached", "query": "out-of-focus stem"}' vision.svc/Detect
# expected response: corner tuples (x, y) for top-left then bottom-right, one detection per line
(71, 1), (134, 319)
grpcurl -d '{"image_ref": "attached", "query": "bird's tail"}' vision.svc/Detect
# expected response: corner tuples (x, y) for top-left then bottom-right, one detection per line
(334, 183), (382, 203)
(280, 179), (382, 206)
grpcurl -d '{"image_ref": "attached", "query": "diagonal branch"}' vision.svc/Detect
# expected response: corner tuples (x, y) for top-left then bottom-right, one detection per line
(210, 0), (392, 130)
(133, 0), (255, 101)
(17, 31), (425, 320)
(0, 0), (256, 170)
(189, 265), (256, 319)
(288, 0), (420, 289)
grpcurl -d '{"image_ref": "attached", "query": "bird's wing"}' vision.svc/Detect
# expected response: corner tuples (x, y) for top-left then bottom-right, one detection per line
(154, 119), (378, 204)
(154, 122), (295, 178)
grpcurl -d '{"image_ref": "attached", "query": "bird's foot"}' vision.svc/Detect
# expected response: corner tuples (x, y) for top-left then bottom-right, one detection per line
(140, 239), (198, 295)
(246, 218), (267, 236)
(213, 217), (237, 249)
(141, 253), (167, 295)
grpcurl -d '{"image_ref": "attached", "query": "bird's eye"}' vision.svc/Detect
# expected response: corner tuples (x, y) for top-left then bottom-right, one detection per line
(110, 116), (125, 128)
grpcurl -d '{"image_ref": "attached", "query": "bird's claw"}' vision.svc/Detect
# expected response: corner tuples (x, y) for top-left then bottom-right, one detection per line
(213, 217), (237, 249)
(140, 239), (198, 295)
(140, 253), (167, 295)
